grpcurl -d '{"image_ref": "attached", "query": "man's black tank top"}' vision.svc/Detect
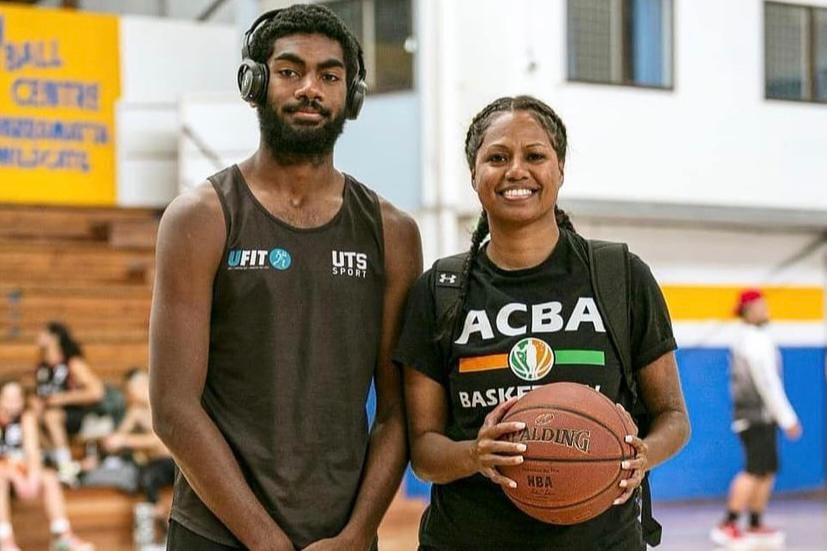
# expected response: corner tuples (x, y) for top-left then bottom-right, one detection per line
(170, 165), (385, 548)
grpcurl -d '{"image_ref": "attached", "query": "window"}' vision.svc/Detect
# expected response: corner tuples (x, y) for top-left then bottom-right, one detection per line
(765, 2), (827, 102)
(322, 0), (414, 93)
(567, 0), (673, 88)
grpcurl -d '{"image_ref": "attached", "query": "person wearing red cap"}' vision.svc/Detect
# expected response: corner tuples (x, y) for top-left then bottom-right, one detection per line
(710, 289), (802, 549)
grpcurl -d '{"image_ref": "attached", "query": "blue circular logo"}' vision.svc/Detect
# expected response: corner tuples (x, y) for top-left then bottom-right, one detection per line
(269, 248), (292, 270)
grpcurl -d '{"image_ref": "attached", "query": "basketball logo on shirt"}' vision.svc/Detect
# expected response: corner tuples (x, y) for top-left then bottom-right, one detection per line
(269, 248), (292, 270)
(509, 338), (554, 381)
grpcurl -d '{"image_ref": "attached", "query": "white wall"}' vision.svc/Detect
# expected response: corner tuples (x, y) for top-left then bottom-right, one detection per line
(440, 212), (827, 348)
(421, 0), (827, 245)
(37, 0), (236, 21)
(117, 16), (238, 206)
(178, 91), (421, 212)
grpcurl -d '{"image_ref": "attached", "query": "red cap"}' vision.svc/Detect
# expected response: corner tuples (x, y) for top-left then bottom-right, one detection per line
(734, 288), (764, 316)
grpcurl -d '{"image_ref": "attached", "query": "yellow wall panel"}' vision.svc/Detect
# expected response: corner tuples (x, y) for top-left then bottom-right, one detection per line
(0, 5), (120, 205)
(663, 286), (824, 322)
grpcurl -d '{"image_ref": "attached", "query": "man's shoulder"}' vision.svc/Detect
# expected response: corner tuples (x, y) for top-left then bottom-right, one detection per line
(156, 182), (226, 261)
(160, 182), (223, 232)
(376, 195), (418, 237)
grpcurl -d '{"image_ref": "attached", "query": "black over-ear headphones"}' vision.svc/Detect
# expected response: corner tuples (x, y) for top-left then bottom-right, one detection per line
(237, 9), (368, 120)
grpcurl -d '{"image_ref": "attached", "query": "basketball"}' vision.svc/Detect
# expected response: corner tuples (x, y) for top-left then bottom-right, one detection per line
(498, 382), (637, 525)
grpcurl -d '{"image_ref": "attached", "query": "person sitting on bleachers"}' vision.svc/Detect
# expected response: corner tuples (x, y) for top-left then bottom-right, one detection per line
(29, 323), (104, 485)
(0, 381), (95, 551)
(101, 369), (174, 547)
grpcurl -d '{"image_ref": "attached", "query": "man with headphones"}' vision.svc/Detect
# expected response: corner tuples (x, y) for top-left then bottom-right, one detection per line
(149, 4), (421, 551)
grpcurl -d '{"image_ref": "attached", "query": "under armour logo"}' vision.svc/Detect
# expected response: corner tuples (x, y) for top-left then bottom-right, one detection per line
(439, 273), (457, 285)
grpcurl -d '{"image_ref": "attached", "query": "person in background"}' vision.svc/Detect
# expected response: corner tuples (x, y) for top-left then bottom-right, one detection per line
(710, 289), (802, 549)
(30, 322), (105, 486)
(102, 369), (174, 523)
(0, 381), (95, 551)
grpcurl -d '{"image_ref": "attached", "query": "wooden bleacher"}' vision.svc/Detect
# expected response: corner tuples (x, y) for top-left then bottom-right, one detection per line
(0, 204), (159, 385)
(0, 204), (161, 550)
(0, 204), (428, 551)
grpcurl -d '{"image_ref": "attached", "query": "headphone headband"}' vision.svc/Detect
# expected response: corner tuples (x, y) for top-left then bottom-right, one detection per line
(241, 9), (282, 61)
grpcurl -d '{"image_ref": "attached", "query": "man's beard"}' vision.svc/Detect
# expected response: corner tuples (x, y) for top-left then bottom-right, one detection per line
(257, 98), (346, 162)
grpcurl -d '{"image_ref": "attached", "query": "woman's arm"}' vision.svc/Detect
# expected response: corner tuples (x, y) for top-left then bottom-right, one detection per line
(615, 351), (690, 504)
(638, 351), (691, 469)
(46, 358), (105, 407)
(404, 367), (525, 487)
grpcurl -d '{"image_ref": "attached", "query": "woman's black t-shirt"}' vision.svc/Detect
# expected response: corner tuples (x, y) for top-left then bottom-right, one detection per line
(394, 229), (677, 551)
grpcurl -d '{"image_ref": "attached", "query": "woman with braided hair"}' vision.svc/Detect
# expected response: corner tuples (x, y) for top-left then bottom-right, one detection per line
(394, 95), (690, 550)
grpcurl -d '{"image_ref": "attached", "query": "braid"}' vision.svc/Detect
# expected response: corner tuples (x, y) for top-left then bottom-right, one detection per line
(439, 96), (574, 344)
(437, 211), (490, 343)
(555, 205), (575, 232)
(464, 94), (575, 234)
(464, 98), (513, 169)
(464, 95), (568, 173)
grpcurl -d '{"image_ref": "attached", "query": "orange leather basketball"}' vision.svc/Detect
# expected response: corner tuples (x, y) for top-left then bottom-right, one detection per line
(499, 382), (637, 524)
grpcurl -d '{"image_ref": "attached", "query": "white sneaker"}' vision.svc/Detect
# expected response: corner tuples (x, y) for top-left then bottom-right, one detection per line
(56, 461), (81, 487)
(746, 525), (785, 549)
(710, 522), (754, 549)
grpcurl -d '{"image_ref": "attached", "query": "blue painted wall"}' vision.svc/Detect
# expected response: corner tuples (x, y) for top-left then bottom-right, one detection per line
(651, 346), (826, 500)
(335, 91), (420, 212)
(399, 346), (827, 502)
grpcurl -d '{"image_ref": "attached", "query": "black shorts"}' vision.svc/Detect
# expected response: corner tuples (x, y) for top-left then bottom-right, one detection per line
(167, 521), (380, 551)
(167, 521), (242, 550)
(64, 405), (90, 436)
(418, 524), (644, 551)
(739, 423), (779, 476)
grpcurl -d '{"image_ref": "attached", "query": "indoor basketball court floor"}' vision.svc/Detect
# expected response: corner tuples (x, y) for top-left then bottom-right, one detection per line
(656, 493), (827, 551)
(377, 492), (827, 551)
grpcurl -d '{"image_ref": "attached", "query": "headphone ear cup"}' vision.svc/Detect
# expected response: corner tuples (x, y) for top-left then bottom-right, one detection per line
(346, 80), (367, 120)
(238, 59), (269, 105)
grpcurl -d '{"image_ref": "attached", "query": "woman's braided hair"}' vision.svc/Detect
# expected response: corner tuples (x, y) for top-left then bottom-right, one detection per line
(437, 96), (574, 342)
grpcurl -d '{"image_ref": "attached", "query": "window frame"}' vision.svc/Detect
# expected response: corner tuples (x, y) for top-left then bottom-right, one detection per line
(566, 0), (676, 91)
(319, 0), (414, 95)
(764, 0), (827, 104)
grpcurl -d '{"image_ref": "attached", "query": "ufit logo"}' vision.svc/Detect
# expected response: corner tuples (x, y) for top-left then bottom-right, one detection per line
(332, 250), (368, 278)
(227, 248), (292, 271)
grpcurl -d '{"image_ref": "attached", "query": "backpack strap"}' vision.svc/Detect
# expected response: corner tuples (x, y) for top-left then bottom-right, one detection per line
(587, 238), (662, 547)
(433, 253), (467, 312)
(432, 252), (469, 352)
(433, 240), (662, 545)
(587, 240), (636, 404)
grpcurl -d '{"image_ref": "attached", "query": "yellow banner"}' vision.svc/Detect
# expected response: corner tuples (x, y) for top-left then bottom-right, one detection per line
(0, 5), (120, 205)
(662, 285), (825, 322)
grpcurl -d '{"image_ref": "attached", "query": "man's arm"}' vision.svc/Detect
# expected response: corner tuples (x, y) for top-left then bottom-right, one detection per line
(309, 202), (422, 551)
(743, 337), (799, 431)
(149, 184), (294, 551)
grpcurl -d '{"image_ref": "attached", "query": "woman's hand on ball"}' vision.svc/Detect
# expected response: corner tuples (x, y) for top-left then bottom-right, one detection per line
(614, 434), (649, 505)
(470, 397), (526, 488)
